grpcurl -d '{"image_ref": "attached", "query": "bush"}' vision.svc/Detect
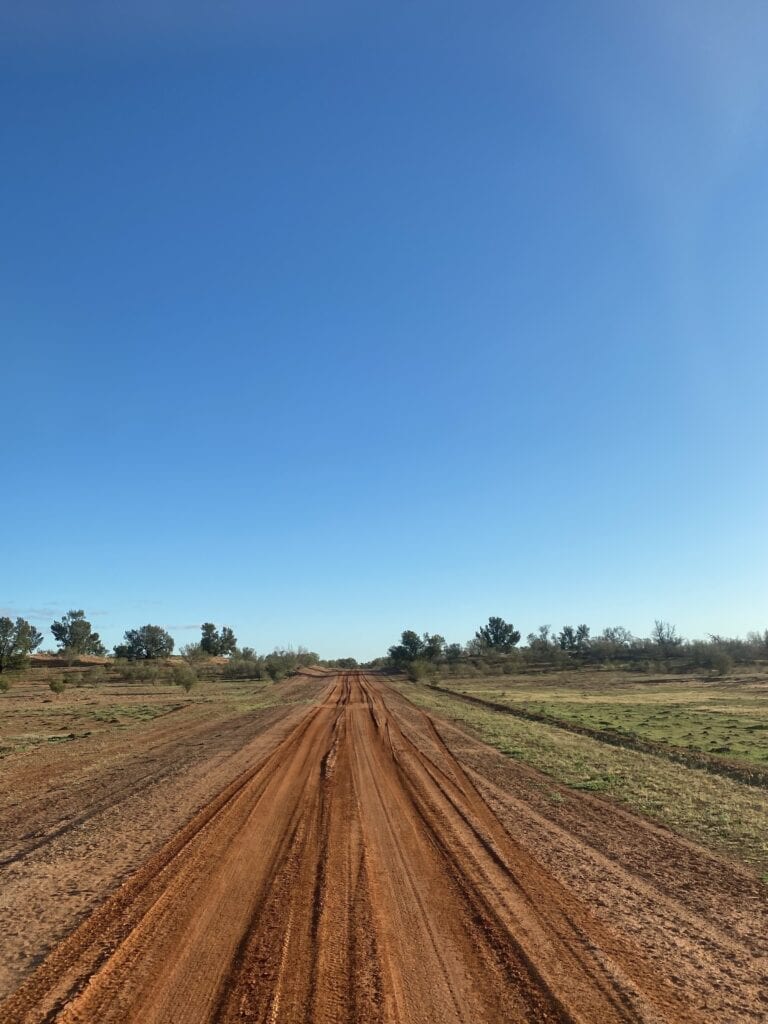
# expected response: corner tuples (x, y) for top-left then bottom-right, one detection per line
(49, 678), (66, 695)
(179, 643), (211, 665)
(223, 654), (262, 680)
(264, 662), (284, 682)
(69, 672), (85, 688)
(0, 677), (9, 693)
(710, 650), (733, 677)
(135, 663), (161, 685)
(407, 659), (438, 684)
(172, 665), (198, 692)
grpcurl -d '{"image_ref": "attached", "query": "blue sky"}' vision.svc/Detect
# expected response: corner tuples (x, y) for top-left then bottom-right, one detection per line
(2, 2), (767, 659)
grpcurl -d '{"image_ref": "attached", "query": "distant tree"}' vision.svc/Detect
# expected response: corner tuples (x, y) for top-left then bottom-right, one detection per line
(200, 623), (219, 654)
(746, 629), (768, 654)
(179, 642), (208, 663)
(114, 625), (175, 660)
(526, 625), (554, 652)
(50, 609), (106, 657)
(575, 624), (591, 651)
(218, 626), (237, 655)
(200, 623), (238, 656)
(444, 643), (464, 661)
(651, 620), (682, 654)
(422, 633), (445, 660)
(475, 616), (521, 652)
(388, 630), (424, 664)
(0, 616), (44, 673)
(600, 626), (634, 647)
(558, 625), (577, 651)
(387, 630), (444, 665)
(558, 624), (591, 653)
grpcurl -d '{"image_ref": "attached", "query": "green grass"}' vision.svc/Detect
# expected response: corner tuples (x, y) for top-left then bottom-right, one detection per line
(395, 681), (768, 871)
(88, 703), (178, 724)
(440, 675), (768, 765)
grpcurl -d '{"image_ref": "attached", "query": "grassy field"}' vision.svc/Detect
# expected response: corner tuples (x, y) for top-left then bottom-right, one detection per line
(0, 666), (313, 758)
(437, 669), (768, 762)
(392, 670), (768, 873)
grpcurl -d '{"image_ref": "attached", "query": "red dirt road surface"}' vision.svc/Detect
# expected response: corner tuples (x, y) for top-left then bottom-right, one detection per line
(2, 672), (766, 1023)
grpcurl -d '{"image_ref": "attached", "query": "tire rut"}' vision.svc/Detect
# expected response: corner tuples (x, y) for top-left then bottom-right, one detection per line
(1, 673), (714, 1023)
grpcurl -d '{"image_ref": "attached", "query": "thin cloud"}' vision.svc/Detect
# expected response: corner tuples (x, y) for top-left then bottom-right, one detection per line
(0, 605), (62, 621)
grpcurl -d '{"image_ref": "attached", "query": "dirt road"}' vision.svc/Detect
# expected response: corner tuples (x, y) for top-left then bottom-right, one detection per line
(1, 673), (758, 1022)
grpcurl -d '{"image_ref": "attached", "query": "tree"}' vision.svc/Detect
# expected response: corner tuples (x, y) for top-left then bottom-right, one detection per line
(388, 630), (424, 664)
(422, 633), (445, 660)
(329, 657), (358, 669)
(558, 624), (591, 653)
(651, 620), (682, 654)
(200, 623), (238, 656)
(600, 626), (634, 647)
(526, 625), (554, 652)
(475, 616), (521, 652)
(50, 609), (106, 656)
(387, 630), (444, 665)
(114, 625), (175, 660)
(575, 624), (591, 651)
(179, 643), (208, 663)
(0, 616), (44, 673)
(558, 625), (577, 651)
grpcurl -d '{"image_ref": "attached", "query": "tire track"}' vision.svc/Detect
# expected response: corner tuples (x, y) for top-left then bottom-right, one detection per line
(1, 673), (709, 1023)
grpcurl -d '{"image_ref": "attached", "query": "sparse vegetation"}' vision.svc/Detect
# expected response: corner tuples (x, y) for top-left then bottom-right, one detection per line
(179, 643), (211, 664)
(383, 617), (768, 676)
(223, 649), (263, 680)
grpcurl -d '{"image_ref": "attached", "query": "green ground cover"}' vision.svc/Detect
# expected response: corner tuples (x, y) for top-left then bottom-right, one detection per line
(440, 675), (768, 764)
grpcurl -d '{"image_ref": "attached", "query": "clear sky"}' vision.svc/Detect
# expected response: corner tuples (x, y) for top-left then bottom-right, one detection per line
(2, 2), (767, 659)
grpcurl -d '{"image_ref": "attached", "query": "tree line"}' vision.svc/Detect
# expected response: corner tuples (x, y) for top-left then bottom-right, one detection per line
(384, 616), (768, 676)
(0, 610), (244, 672)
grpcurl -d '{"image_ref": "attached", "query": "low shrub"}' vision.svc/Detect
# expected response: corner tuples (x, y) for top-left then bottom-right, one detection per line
(710, 650), (733, 677)
(223, 655), (263, 680)
(407, 659), (439, 684)
(172, 665), (198, 692)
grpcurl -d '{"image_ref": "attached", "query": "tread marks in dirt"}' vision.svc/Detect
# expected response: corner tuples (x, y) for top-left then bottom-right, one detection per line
(1, 673), (705, 1024)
